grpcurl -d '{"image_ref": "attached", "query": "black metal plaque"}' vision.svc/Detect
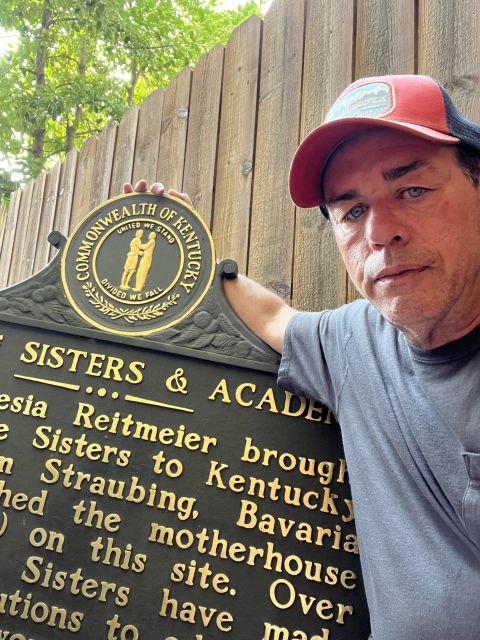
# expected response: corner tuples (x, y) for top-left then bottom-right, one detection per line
(0, 195), (370, 640)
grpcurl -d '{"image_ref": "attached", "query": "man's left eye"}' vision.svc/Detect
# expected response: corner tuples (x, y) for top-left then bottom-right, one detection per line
(402, 187), (425, 199)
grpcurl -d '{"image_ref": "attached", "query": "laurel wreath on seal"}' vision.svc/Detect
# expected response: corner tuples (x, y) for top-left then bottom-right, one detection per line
(82, 282), (180, 324)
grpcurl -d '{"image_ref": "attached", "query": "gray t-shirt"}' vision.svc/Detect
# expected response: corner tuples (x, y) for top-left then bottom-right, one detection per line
(278, 299), (480, 640)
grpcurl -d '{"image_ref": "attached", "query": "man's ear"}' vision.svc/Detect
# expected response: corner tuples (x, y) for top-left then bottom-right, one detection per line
(320, 204), (330, 219)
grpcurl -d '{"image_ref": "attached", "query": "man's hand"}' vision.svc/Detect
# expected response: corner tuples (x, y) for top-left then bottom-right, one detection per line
(122, 179), (295, 353)
(123, 179), (192, 205)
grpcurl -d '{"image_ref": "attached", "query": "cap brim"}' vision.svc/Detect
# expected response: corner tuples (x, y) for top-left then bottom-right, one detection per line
(289, 118), (459, 208)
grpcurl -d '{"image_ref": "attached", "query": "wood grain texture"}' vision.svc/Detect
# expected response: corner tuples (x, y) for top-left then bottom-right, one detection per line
(92, 123), (117, 207)
(183, 45), (224, 226)
(69, 135), (98, 233)
(34, 162), (61, 272)
(49, 149), (78, 260)
(0, 189), (22, 287)
(418, 0), (480, 121)
(248, 0), (305, 302)
(0, 204), (8, 268)
(109, 107), (139, 196)
(292, 0), (354, 311)
(132, 88), (164, 186)
(212, 16), (262, 271)
(347, 0), (415, 303)
(355, 0), (415, 77)
(18, 172), (47, 280)
(157, 67), (191, 192)
(5, 0), (479, 312)
(8, 180), (34, 285)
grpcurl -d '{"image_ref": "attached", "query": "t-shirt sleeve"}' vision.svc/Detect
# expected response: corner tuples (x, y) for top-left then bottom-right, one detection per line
(277, 309), (351, 413)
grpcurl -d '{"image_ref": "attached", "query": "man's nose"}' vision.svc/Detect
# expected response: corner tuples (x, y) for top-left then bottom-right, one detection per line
(364, 203), (409, 249)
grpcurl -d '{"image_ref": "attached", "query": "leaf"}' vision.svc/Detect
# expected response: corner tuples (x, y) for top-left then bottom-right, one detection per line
(218, 314), (239, 337)
(9, 297), (32, 312)
(186, 334), (215, 349)
(212, 334), (238, 349)
(170, 325), (201, 344)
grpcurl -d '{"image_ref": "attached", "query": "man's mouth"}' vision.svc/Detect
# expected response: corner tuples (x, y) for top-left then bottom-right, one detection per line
(375, 265), (428, 283)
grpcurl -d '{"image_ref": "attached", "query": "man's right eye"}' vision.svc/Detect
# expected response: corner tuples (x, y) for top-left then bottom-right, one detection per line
(343, 204), (366, 222)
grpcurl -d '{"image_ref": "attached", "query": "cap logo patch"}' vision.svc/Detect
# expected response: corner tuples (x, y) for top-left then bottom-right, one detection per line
(325, 82), (394, 122)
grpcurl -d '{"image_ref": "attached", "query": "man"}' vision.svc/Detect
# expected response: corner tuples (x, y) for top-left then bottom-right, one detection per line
(120, 229), (144, 290)
(134, 231), (157, 291)
(126, 75), (480, 639)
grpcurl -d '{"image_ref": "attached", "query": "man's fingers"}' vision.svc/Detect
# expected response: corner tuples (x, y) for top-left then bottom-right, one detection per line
(122, 180), (191, 206)
(134, 179), (148, 192)
(150, 182), (165, 195)
(123, 180), (160, 194)
(166, 188), (192, 205)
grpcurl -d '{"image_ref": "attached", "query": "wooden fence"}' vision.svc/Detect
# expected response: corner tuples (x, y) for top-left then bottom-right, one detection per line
(1, 0), (480, 312)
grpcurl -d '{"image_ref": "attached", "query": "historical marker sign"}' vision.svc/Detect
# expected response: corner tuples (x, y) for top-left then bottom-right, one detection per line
(0, 194), (370, 640)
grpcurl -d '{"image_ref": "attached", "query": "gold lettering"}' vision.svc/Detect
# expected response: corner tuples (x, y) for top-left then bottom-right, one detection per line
(0, 456), (14, 474)
(235, 383), (256, 407)
(263, 622), (330, 640)
(0, 481), (48, 515)
(208, 379), (232, 403)
(282, 392), (306, 417)
(19, 342), (145, 384)
(255, 388), (279, 413)
(269, 578), (353, 623)
(21, 555), (130, 607)
(0, 394), (47, 419)
(158, 587), (233, 632)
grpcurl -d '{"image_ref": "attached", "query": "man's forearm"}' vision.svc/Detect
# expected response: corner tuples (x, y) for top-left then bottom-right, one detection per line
(223, 274), (297, 354)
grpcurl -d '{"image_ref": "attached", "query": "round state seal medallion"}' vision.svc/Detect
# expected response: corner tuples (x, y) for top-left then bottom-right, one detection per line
(61, 193), (215, 335)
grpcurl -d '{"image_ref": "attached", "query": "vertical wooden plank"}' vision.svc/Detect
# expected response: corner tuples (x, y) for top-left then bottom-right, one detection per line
(109, 107), (139, 197)
(0, 189), (22, 287)
(69, 136), (98, 233)
(418, 1), (480, 121)
(92, 123), (117, 207)
(344, 0), (416, 303)
(8, 179), (34, 285)
(34, 162), (61, 272)
(18, 172), (47, 280)
(292, 0), (354, 312)
(49, 149), (78, 259)
(356, 0), (416, 77)
(0, 203), (8, 265)
(211, 16), (261, 272)
(0, 203), (8, 287)
(183, 45), (225, 225)
(132, 88), (164, 186)
(157, 67), (191, 191)
(248, 0), (305, 302)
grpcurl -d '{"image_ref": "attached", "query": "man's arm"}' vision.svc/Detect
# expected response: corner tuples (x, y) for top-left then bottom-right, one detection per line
(123, 179), (297, 353)
(223, 275), (297, 354)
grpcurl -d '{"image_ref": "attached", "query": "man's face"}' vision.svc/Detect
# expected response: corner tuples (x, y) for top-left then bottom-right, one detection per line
(323, 129), (480, 347)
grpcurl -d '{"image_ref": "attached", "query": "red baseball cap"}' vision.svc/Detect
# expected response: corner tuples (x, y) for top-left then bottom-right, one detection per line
(289, 74), (480, 212)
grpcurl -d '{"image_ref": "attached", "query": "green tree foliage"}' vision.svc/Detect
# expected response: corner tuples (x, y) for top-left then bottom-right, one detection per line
(0, 0), (263, 182)
(0, 168), (19, 204)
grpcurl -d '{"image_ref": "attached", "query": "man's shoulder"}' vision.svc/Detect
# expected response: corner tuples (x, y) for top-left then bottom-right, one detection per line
(287, 298), (393, 354)
(287, 299), (401, 355)
(307, 298), (386, 331)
